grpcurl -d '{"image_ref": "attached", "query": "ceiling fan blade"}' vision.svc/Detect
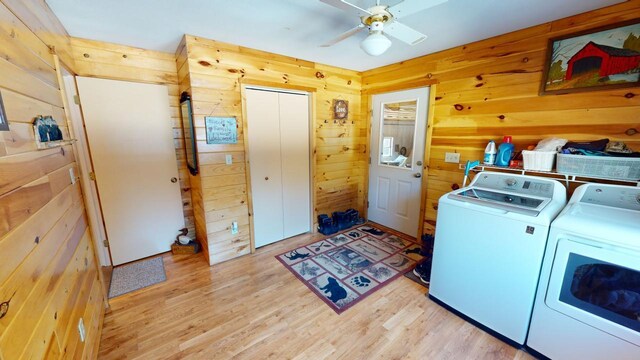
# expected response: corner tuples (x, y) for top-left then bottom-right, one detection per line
(319, 0), (372, 17)
(384, 21), (427, 45)
(389, 0), (449, 19)
(320, 24), (366, 47)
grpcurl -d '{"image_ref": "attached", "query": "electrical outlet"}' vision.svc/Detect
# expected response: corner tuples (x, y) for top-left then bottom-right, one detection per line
(444, 152), (460, 163)
(225, 154), (233, 165)
(69, 168), (76, 184)
(231, 221), (238, 235)
(78, 318), (86, 343)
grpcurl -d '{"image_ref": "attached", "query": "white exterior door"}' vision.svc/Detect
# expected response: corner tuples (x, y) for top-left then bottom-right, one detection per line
(76, 77), (185, 265)
(245, 88), (311, 248)
(368, 87), (429, 236)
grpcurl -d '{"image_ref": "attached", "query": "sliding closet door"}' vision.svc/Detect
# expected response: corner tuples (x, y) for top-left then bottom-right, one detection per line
(246, 88), (311, 248)
(279, 93), (310, 238)
(246, 89), (284, 247)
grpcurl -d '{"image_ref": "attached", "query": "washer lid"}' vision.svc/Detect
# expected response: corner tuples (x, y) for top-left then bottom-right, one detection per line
(448, 187), (549, 216)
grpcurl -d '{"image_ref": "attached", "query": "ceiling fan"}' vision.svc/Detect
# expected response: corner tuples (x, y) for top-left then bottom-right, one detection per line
(320, 0), (448, 56)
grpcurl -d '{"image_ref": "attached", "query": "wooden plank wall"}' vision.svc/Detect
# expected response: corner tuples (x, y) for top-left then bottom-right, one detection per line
(69, 37), (196, 237)
(361, 1), (640, 230)
(179, 35), (365, 265)
(0, 0), (105, 358)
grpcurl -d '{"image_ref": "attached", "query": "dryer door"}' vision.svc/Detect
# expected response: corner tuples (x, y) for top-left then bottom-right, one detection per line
(545, 237), (640, 346)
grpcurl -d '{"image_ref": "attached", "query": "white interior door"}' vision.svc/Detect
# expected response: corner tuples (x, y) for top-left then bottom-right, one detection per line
(246, 89), (284, 247)
(76, 77), (185, 265)
(246, 88), (311, 248)
(279, 93), (311, 238)
(368, 87), (429, 236)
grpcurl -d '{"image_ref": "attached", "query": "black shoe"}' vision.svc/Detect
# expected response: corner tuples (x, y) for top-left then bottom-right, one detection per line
(413, 259), (431, 285)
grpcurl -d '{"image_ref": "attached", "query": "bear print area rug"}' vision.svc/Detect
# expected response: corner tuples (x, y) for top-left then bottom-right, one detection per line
(275, 224), (427, 314)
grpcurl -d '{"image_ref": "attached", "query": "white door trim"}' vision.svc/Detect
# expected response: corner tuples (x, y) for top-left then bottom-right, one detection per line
(59, 66), (112, 267)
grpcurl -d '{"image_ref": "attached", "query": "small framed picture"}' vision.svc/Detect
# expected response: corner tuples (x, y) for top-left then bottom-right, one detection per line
(333, 99), (348, 120)
(541, 18), (640, 95)
(0, 90), (9, 131)
(205, 116), (237, 144)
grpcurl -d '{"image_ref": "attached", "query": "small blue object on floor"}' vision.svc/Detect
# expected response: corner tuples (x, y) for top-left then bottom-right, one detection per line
(108, 257), (167, 298)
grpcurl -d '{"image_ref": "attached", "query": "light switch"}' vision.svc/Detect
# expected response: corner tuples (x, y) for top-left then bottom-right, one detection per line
(69, 168), (76, 184)
(231, 221), (238, 235)
(78, 318), (86, 342)
(444, 152), (460, 163)
(225, 154), (233, 165)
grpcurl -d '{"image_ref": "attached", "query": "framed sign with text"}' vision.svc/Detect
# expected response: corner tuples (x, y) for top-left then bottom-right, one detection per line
(333, 99), (348, 120)
(205, 116), (238, 144)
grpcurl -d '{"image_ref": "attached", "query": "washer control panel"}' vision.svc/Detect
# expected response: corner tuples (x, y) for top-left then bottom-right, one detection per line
(580, 185), (640, 211)
(472, 173), (555, 198)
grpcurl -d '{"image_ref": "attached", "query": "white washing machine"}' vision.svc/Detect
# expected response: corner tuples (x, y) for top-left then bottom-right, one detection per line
(527, 183), (640, 360)
(429, 172), (567, 346)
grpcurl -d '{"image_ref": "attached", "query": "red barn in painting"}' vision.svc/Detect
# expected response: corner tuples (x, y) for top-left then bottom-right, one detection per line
(565, 41), (640, 80)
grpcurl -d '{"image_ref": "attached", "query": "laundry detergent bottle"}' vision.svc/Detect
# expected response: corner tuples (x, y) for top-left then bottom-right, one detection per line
(495, 136), (515, 166)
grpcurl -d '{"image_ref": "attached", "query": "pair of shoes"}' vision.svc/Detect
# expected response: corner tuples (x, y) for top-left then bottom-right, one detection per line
(412, 259), (432, 285)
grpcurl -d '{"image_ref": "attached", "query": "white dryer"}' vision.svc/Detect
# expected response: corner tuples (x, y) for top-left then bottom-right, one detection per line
(527, 183), (640, 360)
(429, 172), (567, 346)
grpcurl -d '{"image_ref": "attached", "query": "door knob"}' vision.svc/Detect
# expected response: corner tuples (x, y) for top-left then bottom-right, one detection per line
(414, 173), (422, 178)
(171, 177), (178, 183)
(265, 176), (269, 181)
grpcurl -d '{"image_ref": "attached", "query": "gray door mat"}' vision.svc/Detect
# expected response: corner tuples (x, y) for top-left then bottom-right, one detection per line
(108, 256), (167, 298)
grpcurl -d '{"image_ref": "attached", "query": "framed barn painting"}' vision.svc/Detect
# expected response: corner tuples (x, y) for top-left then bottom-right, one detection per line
(541, 19), (640, 95)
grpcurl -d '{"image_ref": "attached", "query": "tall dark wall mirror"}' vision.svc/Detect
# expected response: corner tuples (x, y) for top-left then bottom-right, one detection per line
(0, 90), (9, 131)
(180, 92), (198, 175)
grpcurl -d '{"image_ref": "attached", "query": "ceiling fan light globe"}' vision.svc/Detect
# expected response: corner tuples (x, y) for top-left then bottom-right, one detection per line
(360, 32), (391, 56)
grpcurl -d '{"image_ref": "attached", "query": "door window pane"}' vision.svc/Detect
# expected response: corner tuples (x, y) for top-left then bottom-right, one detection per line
(559, 253), (640, 332)
(379, 100), (417, 169)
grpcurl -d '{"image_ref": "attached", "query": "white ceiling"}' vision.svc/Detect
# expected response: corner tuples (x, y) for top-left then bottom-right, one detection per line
(46, 0), (624, 72)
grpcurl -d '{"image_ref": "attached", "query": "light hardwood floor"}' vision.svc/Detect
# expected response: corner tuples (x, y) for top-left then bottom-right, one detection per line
(98, 231), (535, 359)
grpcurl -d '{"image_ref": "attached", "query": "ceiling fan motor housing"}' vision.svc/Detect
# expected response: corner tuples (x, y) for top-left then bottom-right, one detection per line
(362, 5), (393, 26)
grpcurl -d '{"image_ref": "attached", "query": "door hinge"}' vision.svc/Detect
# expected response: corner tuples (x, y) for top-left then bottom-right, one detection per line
(89, 172), (96, 181)
(369, 157), (371, 165)
(367, 200), (370, 208)
(102, 239), (109, 248)
(73, 95), (80, 105)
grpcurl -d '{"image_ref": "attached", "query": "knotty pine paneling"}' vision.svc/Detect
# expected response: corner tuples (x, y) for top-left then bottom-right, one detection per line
(0, 0), (75, 70)
(0, 1), (104, 358)
(69, 37), (195, 237)
(362, 1), (640, 229)
(179, 35), (366, 265)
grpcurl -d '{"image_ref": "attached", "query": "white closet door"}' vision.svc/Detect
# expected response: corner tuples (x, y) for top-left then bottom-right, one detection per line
(279, 93), (310, 238)
(246, 89), (284, 247)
